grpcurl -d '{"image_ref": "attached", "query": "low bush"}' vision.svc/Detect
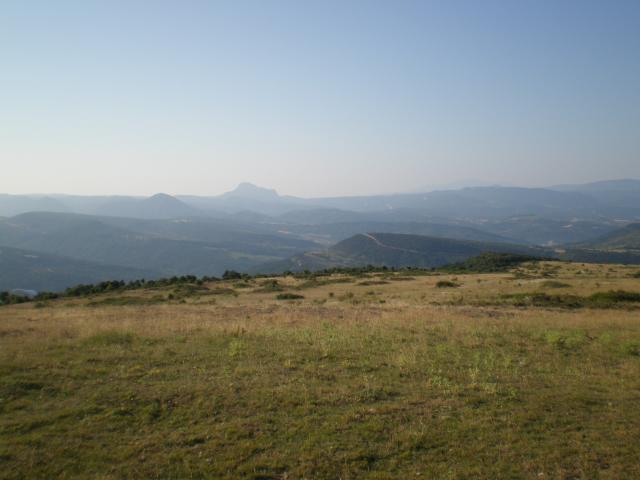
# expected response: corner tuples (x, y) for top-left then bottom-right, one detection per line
(255, 280), (284, 293)
(357, 280), (390, 286)
(276, 293), (305, 300)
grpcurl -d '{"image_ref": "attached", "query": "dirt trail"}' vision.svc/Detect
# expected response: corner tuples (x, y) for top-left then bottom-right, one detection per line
(361, 233), (424, 255)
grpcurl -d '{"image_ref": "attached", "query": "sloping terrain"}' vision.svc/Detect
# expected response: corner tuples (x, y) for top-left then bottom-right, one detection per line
(0, 246), (158, 291)
(582, 223), (640, 251)
(0, 194), (70, 217)
(93, 193), (204, 219)
(472, 215), (619, 246)
(0, 212), (317, 281)
(258, 231), (640, 274)
(277, 220), (517, 245)
(331, 233), (544, 267)
(552, 179), (640, 214)
(2, 261), (640, 478)
(257, 233), (547, 273)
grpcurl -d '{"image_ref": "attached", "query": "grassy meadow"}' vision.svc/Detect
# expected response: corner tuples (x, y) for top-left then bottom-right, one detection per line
(1, 261), (640, 479)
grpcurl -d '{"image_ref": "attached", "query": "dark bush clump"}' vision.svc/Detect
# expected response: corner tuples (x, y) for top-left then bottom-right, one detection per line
(222, 270), (245, 281)
(441, 253), (545, 274)
(276, 293), (305, 300)
(502, 290), (640, 309)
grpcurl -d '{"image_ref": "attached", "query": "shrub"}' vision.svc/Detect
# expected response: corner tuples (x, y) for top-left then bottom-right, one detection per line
(255, 280), (284, 292)
(276, 293), (305, 300)
(222, 270), (243, 281)
(440, 253), (545, 274)
(503, 290), (640, 309)
(588, 290), (640, 307)
(436, 280), (460, 288)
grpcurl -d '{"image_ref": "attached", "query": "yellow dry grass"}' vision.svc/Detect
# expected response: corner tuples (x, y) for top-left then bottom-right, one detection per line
(1, 261), (640, 479)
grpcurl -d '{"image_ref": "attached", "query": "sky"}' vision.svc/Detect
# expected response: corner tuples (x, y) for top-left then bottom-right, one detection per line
(1, 1), (639, 198)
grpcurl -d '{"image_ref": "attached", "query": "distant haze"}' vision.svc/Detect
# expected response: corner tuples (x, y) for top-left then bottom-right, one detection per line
(2, 1), (639, 197)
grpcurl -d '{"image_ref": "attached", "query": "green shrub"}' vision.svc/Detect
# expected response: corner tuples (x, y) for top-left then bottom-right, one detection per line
(436, 280), (460, 288)
(588, 290), (640, 307)
(622, 341), (640, 356)
(222, 270), (243, 280)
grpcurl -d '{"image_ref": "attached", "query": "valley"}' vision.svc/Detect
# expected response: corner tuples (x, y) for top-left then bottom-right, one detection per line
(1, 181), (640, 292)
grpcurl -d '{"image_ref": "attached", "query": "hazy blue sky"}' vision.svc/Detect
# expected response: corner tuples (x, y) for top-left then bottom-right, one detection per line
(2, 1), (639, 197)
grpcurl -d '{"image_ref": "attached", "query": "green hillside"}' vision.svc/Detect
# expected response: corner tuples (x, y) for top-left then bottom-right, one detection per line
(256, 233), (547, 273)
(0, 246), (158, 292)
(257, 232), (640, 274)
(0, 212), (316, 278)
(331, 233), (544, 267)
(583, 223), (640, 251)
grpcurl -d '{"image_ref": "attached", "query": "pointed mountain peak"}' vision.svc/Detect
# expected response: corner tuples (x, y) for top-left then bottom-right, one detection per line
(147, 193), (179, 202)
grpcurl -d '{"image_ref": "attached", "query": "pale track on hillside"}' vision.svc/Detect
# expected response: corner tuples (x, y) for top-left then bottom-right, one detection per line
(361, 233), (425, 255)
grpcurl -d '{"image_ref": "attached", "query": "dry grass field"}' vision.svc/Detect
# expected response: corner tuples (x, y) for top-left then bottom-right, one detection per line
(2, 261), (640, 479)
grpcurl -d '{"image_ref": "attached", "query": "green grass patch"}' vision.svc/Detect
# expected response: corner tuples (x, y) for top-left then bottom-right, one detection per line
(86, 296), (165, 307)
(3, 317), (640, 478)
(83, 331), (137, 347)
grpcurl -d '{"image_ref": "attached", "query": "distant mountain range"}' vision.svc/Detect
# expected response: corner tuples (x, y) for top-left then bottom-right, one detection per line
(1, 180), (640, 291)
(3, 179), (640, 220)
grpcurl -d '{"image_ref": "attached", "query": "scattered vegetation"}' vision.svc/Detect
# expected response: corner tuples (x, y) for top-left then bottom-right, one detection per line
(436, 280), (460, 288)
(440, 252), (546, 273)
(502, 290), (640, 309)
(2, 267), (640, 478)
(0, 253), (550, 307)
